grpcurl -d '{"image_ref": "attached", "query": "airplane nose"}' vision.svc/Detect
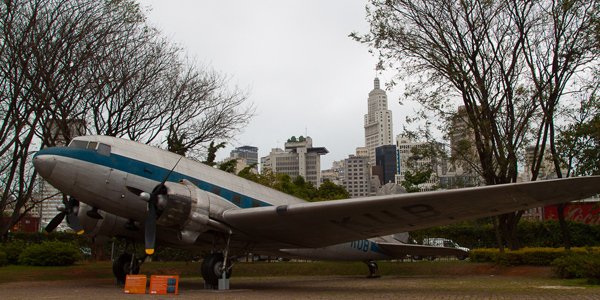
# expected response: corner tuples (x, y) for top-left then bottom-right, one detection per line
(33, 155), (57, 179)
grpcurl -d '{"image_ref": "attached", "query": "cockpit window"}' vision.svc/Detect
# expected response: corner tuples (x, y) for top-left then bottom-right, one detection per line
(68, 140), (111, 156)
(68, 140), (88, 149)
(97, 143), (111, 156)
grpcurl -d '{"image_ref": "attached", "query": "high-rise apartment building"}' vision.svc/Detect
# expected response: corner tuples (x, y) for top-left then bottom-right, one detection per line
(364, 78), (393, 165)
(261, 136), (328, 187)
(342, 155), (370, 198)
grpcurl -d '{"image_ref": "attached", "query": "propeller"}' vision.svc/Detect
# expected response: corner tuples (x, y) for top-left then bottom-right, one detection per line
(43, 197), (84, 235)
(127, 157), (182, 255)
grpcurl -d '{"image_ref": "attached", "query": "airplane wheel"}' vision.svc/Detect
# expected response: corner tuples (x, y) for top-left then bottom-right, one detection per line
(113, 253), (140, 283)
(457, 255), (468, 261)
(426, 256), (436, 261)
(201, 253), (232, 286)
(412, 255), (423, 261)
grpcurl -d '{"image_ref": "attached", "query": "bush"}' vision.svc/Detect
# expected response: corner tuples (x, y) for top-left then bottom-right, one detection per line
(470, 247), (600, 267)
(553, 249), (600, 284)
(519, 248), (566, 266)
(495, 251), (523, 266)
(0, 240), (27, 265)
(18, 241), (81, 266)
(0, 250), (7, 266)
(469, 249), (497, 263)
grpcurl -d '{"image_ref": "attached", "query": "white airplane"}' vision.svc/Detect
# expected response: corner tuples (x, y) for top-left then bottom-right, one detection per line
(33, 135), (600, 288)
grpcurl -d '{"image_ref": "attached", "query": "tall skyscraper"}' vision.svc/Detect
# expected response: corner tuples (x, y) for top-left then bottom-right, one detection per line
(364, 78), (393, 165)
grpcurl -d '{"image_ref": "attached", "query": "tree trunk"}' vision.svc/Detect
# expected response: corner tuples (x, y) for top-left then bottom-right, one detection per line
(498, 212), (522, 250)
(492, 216), (505, 253)
(556, 203), (572, 250)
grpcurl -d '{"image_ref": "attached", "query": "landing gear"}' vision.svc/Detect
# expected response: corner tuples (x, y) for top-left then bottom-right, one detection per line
(112, 253), (141, 284)
(363, 260), (380, 278)
(201, 253), (232, 287)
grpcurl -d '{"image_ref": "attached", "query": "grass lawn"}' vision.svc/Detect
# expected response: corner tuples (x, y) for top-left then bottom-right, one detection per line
(0, 260), (557, 283)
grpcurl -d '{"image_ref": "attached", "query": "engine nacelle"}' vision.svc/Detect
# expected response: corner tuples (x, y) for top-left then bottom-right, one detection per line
(156, 180), (210, 244)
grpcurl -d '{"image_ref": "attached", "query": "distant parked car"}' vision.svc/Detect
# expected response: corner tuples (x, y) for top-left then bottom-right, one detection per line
(250, 254), (289, 262)
(412, 238), (470, 261)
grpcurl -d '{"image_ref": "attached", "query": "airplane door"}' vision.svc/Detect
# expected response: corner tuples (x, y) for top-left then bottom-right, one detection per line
(106, 168), (127, 192)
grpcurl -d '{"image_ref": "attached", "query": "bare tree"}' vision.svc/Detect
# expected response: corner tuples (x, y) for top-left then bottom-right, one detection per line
(0, 0), (253, 238)
(353, 0), (599, 249)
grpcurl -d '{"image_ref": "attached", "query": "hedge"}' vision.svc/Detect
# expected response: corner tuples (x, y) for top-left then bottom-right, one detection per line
(410, 219), (600, 249)
(0, 250), (6, 266)
(469, 247), (597, 266)
(18, 241), (81, 266)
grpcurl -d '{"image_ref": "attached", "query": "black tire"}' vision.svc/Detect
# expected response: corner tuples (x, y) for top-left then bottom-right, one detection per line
(457, 255), (468, 261)
(112, 254), (140, 283)
(426, 256), (436, 261)
(201, 253), (232, 286)
(412, 255), (423, 261)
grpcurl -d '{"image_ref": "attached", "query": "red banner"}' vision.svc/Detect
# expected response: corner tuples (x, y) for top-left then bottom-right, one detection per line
(544, 203), (600, 225)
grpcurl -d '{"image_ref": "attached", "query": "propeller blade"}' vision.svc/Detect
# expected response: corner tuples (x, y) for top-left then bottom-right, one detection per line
(158, 157), (183, 187)
(66, 214), (84, 235)
(66, 198), (84, 235)
(145, 203), (157, 255)
(43, 212), (65, 234)
(142, 157), (182, 256)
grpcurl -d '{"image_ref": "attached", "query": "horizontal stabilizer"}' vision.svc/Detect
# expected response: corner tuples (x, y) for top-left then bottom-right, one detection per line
(376, 242), (468, 258)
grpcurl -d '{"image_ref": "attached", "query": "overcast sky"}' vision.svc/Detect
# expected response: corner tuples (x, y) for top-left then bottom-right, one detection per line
(137, 0), (417, 169)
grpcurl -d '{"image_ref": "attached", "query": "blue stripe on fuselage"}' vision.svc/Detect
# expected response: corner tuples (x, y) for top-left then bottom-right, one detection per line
(35, 147), (270, 209)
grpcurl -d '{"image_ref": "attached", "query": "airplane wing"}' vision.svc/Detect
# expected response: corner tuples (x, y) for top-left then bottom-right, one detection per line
(376, 242), (468, 257)
(222, 176), (600, 248)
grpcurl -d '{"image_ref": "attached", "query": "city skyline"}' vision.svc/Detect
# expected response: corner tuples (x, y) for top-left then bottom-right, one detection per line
(136, 0), (420, 170)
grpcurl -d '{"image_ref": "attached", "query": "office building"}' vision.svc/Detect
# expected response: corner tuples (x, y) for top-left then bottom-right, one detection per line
(230, 146), (259, 171)
(261, 136), (328, 187)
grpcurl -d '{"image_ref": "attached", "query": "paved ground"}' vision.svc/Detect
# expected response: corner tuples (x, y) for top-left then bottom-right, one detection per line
(1, 275), (599, 299)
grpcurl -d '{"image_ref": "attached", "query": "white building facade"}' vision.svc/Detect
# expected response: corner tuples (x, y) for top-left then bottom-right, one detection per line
(260, 137), (328, 188)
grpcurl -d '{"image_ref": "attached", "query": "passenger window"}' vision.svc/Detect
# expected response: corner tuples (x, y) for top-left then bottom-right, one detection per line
(97, 143), (111, 156)
(211, 187), (221, 196)
(252, 201), (261, 208)
(87, 142), (98, 150)
(68, 140), (88, 149)
(232, 194), (242, 205)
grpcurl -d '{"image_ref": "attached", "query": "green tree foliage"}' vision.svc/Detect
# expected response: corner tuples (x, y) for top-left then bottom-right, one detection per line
(314, 180), (349, 201)
(557, 98), (600, 176)
(238, 168), (348, 202)
(401, 169), (434, 193)
(218, 159), (238, 173)
(203, 141), (226, 166)
(166, 125), (190, 156)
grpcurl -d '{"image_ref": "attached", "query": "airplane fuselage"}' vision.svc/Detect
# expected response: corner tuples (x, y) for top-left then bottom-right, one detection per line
(33, 135), (396, 260)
